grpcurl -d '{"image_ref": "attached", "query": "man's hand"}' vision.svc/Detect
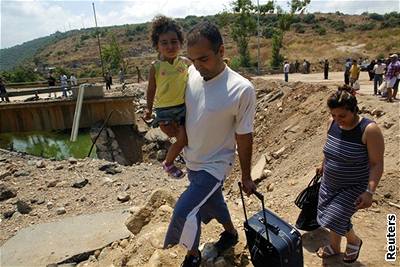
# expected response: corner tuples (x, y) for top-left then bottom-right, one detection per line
(355, 192), (373, 210)
(241, 177), (256, 196)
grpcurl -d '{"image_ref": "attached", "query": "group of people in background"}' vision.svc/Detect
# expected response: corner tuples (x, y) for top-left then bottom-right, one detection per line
(344, 53), (400, 102)
(47, 72), (78, 98)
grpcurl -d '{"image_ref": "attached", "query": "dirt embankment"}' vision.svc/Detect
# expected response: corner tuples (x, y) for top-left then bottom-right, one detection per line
(1, 79), (399, 267)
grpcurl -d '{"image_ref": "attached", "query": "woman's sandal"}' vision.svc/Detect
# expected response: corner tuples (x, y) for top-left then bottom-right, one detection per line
(343, 239), (363, 263)
(163, 162), (184, 179)
(316, 245), (340, 259)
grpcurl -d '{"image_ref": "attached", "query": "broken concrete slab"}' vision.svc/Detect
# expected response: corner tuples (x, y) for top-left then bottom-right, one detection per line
(0, 209), (131, 267)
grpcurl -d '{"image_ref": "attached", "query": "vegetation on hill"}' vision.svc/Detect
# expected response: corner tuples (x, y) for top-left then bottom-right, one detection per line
(1, 11), (399, 82)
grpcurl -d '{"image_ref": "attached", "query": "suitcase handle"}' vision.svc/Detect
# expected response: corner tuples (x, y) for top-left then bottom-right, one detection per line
(238, 182), (270, 242)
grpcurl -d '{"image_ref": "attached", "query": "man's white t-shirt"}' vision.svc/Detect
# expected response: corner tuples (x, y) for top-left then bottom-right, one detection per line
(284, 63), (290, 73)
(184, 65), (256, 181)
(373, 63), (386, 75)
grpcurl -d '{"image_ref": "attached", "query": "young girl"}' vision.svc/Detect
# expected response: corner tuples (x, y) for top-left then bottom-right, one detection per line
(145, 15), (189, 178)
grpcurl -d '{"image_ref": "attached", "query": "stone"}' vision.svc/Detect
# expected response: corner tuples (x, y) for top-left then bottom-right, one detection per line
(265, 154), (273, 163)
(267, 183), (274, 192)
(56, 207), (66, 215)
(119, 239), (129, 248)
(72, 178), (89, 188)
(383, 122), (394, 129)
(0, 185), (17, 201)
(47, 201), (54, 210)
(94, 249), (101, 258)
(68, 157), (78, 164)
(36, 160), (46, 168)
(272, 146), (286, 159)
(3, 209), (16, 219)
(37, 198), (45, 205)
(263, 169), (272, 177)
(47, 179), (58, 188)
(156, 150), (167, 161)
(0, 171), (12, 180)
(125, 189), (175, 234)
(99, 163), (121, 175)
(251, 155), (266, 181)
(16, 200), (32, 214)
(117, 192), (130, 202)
(13, 170), (30, 177)
(102, 177), (114, 186)
(384, 193), (392, 199)
(120, 184), (130, 191)
(54, 165), (64, 170)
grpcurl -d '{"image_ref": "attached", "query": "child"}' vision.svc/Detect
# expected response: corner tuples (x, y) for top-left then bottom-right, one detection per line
(145, 15), (189, 178)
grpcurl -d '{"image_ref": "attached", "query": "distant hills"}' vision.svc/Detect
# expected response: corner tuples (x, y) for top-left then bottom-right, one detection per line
(1, 12), (399, 79)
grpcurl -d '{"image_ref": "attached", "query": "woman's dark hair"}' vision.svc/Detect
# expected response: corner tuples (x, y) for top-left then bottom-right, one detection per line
(187, 20), (223, 53)
(150, 15), (184, 48)
(327, 85), (359, 113)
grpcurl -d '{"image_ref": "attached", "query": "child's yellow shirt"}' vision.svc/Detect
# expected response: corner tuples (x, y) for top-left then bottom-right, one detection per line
(154, 57), (188, 108)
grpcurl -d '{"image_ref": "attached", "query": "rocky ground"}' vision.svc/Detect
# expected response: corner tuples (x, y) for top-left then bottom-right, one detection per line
(1, 77), (399, 267)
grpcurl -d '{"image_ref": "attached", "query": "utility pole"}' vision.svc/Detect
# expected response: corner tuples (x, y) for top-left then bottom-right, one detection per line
(257, 0), (261, 75)
(92, 2), (105, 79)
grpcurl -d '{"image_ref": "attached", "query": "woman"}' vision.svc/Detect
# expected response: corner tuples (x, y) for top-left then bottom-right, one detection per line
(316, 86), (384, 263)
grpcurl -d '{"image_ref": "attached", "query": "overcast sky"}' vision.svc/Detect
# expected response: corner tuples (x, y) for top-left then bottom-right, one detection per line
(1, 0), (399, 49)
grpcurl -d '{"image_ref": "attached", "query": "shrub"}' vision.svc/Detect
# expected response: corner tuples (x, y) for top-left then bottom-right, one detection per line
(357, 23), (375, 31)
(292, 23), (305, 33)
(381, 17), (400, 28)
(80, 34), (90, 42)
(303, 14), (316, 24)
(330, 19), (346, 32)
(369, 13), (384, 21)
(315, 26), (326, 35)
(262, 27), (277, 38)
(229, 56), (241, 71)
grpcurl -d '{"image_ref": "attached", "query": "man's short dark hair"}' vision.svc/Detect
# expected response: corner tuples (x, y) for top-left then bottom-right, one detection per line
(187, 21), (223, 53)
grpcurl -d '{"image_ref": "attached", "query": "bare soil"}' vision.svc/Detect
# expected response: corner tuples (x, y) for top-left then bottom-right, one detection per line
(1, 73), (399, 267)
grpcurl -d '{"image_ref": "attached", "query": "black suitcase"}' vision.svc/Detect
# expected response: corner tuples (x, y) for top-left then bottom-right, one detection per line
(238, 182), (304, 267)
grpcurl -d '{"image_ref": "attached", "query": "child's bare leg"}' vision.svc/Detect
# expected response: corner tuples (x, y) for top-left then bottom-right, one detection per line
(165, 125), (187, 165)
(160, 122), (178, 138)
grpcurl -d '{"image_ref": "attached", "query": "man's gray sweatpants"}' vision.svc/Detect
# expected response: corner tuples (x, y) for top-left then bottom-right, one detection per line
(164, 169), (232, 251)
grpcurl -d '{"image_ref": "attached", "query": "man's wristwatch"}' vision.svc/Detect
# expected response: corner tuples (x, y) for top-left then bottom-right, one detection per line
(365, 188), (375, 195)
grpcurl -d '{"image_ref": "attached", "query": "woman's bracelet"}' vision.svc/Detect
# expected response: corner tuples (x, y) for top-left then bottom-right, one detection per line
(365, 188), (375, 195)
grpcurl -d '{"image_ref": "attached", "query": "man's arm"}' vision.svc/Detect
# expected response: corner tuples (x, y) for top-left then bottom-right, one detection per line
(236, 133), (256, 195)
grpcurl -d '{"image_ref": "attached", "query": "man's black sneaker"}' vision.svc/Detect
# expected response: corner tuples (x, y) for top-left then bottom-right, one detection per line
(214, 230), (239, 254)
(181, 253), (201, 267)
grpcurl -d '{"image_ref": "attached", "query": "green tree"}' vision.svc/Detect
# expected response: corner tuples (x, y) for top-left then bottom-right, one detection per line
(270, 0), (311, 68)
(230, 0), (257, 67)
(102, 35), (123, 71)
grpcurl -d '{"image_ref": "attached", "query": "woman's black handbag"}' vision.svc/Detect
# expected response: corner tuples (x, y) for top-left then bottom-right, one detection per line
(294, 174), (322, 231)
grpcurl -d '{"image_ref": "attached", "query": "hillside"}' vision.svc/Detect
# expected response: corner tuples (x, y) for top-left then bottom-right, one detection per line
(1, 12), (399, 79)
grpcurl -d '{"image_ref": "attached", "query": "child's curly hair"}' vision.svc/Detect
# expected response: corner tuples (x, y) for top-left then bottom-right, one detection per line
(150, 15), (184, 49)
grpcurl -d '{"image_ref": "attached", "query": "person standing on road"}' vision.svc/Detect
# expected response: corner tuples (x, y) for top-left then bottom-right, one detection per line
(0, 78), (10, 102)
(344, 58), (352, 85)
(385, 54), (400, 102)
(349, 60), (360, 87)
(324, 59), (329, 80)
(47, 72), (57, 98)
(163, 21), (257, 267)
(373, 59), (385, 95)
(284, 60), (290, 82)
(105, 71), (112, 90)
(60, 73), (68, 98)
